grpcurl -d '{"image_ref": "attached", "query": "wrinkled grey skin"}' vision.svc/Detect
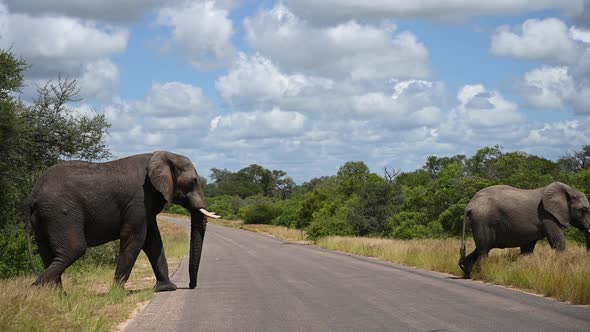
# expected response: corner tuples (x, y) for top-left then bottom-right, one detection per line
(459, 182), (590, 277)
(26, 151), (208, 291)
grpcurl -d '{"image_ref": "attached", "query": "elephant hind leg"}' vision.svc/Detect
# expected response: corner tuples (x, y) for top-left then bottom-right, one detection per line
(520, 241), (537, 255)
(32, 218), (87, 287)
(459, 249), (479, 278)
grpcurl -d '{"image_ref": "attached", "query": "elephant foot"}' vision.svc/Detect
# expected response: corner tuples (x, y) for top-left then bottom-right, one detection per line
(458, 261), (471, 279)
(154, 281), (177, 292)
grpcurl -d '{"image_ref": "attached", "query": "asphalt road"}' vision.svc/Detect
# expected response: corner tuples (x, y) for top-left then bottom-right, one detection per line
(125, 216), (590, 332)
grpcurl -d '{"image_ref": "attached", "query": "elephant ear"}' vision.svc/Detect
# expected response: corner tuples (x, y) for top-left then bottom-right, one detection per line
(148, 151), (174, 203)
(542, 182), (571, 227)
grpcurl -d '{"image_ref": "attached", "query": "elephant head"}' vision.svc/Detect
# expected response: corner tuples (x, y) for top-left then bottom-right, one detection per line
(148, 151), (220, 288)
(542, 182), (590, 250)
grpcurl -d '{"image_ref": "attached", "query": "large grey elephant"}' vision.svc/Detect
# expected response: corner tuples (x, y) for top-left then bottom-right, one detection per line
(459, 182), (590, 277)
(26, 151), (220, 291)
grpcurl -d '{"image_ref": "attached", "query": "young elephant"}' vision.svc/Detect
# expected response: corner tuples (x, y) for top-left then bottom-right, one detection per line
(459, 182), (590, 277)
(26, 151), (220, 291)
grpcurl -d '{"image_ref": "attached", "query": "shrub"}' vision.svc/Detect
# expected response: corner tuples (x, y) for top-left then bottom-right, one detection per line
(437, 202), (468, 236)
(385, 212), (431, 239)
(306, 202), (353, 240)
(240, 198), (282, 225)
(163, 204), (190, 216)
(271, 199), (300, 227)
(0, 230), (33, 278)
(75, 241), (119, 268)
(207, 195), (244, 220)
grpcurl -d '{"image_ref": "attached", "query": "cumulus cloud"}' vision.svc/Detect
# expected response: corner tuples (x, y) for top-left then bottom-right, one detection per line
(156, 1), (235, 69)
(209, 107), (306, 140)
(491, 18), (581, 64)
(244, 4), (430, 80)
(282, 0), (584, 25)
(0, 4), (127, 100)
(215, 52), (332, 106)
(1, 0), (162, 21)
(103, 81), (214, 157)
(494, 18), (590, 114)
(520, 66), (575, 109)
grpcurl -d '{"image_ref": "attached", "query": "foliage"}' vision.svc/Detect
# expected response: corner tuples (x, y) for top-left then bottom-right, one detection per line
(197, 145), (590, 243)
(239, 196), (282, 224)
(0, 48), (111, 278)
(306, 200), (354, 240)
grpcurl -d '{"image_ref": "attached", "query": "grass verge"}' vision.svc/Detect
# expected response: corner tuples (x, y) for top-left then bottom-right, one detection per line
(198, 214), (590, 305)
(0, 218), (188, 332)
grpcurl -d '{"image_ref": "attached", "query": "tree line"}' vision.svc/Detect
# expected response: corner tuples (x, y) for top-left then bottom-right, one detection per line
(197, 144), (589, 241)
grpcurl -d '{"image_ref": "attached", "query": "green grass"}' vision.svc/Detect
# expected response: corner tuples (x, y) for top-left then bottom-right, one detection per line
(0, 219), (189, 332)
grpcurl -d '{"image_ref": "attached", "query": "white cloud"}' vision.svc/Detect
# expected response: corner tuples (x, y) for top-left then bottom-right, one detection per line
(455, 84), (524, 128)
(2, 0), (161, 22)
(103, 81), (214, 157)
(495, 18), (590, 114)
(0, 4), (127, 100)
(78, 59), (120, 101)
(491, 18), (581, 64)
(138, 82), (212, 117)
(216, 52), (332, 106)
(156, 1), (235, 69)
(209, 107), (306, 140)
(521, 66), (575, 109)
(282, 0), (584, 25)
(244, 5), (430, 80)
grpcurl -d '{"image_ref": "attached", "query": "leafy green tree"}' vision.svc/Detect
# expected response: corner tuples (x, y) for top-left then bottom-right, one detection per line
(348, 180), (401, 236)
(0, 49), (111, 277)
(558, 145), (590, 173)
(306, 199), (354, 240)
(466, 145), (503, 178)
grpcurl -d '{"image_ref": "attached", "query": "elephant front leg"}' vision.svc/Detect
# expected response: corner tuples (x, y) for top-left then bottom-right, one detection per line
(143, 220), (177, 292)
(542, 219), (566, 251)
(114, 222), (147, 287)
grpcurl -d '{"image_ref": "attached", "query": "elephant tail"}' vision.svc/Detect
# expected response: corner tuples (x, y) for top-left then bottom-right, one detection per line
(460, 208), (471, 261)
(23, 199), (39, 276)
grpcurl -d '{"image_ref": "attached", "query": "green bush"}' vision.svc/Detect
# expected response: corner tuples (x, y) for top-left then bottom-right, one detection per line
(240, 199), (282, 224)
(207, 195), (244, 220)
(163, 204), (190, 215)
(385, 212), (431, 239)
(271, 199), (301, 227)
(0, 230), (34, 278)
(306, 202), (354, 240)
(75, 241), (119, 268)
(437, 202), (468, 236)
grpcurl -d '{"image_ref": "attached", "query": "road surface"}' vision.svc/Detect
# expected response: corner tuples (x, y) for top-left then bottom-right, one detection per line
(125, 216), (590, 331)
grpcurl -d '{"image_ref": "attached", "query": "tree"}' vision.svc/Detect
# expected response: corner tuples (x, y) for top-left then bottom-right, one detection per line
(466, 145), (503, 178)
(423, 155), (465, 177)
(273, 170), (295, 199)
(0, 48), (111, 277)
(558, 145), (590, 173)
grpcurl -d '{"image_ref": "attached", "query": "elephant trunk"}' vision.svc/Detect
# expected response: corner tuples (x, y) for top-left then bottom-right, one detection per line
(189, 212), (207, 289)
(585, 230), (590, 251)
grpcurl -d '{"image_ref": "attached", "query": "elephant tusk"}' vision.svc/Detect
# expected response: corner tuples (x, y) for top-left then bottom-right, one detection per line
(199, 208), (221, 219)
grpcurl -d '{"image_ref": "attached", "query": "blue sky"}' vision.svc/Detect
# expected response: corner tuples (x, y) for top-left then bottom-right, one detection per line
(1, 1), (589, 182)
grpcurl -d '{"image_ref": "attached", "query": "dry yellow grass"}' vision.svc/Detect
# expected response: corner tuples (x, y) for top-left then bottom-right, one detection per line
(0, 219), (189, 332)
(240, 224), (308, 243)
(317, 236), (590, 304)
